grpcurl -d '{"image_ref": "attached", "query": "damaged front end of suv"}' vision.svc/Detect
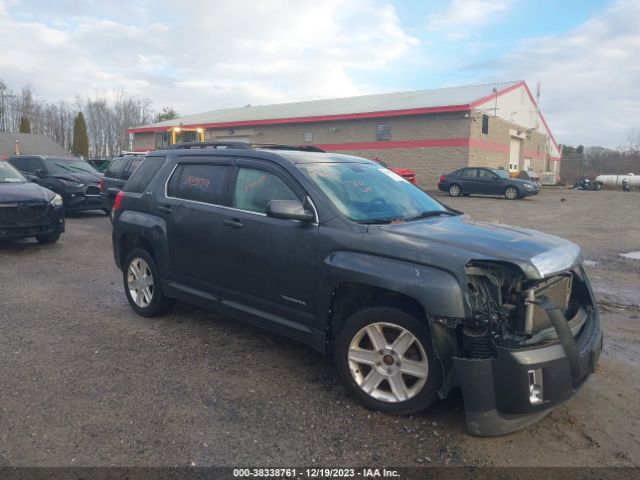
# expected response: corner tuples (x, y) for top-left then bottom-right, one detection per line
(431, 244), (603, 436)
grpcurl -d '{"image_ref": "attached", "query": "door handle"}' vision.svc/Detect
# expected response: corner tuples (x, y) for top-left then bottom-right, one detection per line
(223, 218), (244, 229)
(158, 205), (173, 214)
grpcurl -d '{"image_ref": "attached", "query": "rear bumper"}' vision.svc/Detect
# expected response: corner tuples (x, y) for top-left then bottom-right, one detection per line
(0, 206), (65, 239)
(455, 304), (602, 436)
(437, 182), (447, 192)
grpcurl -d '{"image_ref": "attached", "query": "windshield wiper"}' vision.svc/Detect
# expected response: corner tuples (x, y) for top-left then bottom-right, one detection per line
(404, 210), (458, 222)
(356, 218), (399, 225)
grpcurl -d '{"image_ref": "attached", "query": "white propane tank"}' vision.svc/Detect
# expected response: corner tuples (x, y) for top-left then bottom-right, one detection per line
(595, 173), (639, 188)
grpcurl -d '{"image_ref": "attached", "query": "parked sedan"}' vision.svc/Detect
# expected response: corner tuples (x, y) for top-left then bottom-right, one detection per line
(8, 155), (106, 213)
(0, 161), (65, 243)
(438, 167), (540, 199)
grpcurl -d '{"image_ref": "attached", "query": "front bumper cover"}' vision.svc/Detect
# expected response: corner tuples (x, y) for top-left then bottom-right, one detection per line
(454, 302), (602, 437)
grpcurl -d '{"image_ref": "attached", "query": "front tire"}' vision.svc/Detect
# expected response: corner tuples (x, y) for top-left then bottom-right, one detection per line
(35, 232), (61, 244)
(448, 184), (462, 197)
(333, 305), (441, 415)
(504, 186), (519, 199)
(123, 248), (174, 317)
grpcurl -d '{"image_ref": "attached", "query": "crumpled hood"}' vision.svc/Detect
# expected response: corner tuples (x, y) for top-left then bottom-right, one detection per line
(372, 215), (581, 279)
(52, 171), (102, 184)
(0, 182), (55, 204)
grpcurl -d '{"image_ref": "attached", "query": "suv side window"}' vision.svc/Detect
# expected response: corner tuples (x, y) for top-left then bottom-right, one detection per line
(123, 158), (143, 180)
(11, 157), (39, 173)
(123, 156), (166, 193)
(233, 167), (298, 214)
(168, 164), (230, 205)
(105, 157), (128, 178)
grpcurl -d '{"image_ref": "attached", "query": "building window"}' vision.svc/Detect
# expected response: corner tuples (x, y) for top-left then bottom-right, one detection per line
(304, 131), (313, 143)
(376, 124), (392, 141)
(481, 115), (489, 134)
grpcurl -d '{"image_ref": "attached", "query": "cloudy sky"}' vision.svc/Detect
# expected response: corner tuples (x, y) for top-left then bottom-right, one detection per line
(0, 0), (638, 147)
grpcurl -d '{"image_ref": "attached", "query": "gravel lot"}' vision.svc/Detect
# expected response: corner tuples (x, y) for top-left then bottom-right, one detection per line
(0, 188), (638, 467)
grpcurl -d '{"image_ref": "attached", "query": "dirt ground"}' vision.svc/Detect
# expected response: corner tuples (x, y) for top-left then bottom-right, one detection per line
(0, 187), (638, 467)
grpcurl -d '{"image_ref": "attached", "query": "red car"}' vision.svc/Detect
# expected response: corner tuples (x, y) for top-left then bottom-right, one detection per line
(371, 158), (417, 184)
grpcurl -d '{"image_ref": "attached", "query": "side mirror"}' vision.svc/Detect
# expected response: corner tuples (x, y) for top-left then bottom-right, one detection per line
(107, 187), (120, 197)
(492, 176), (499, 181)
(267, 200), (315, 222)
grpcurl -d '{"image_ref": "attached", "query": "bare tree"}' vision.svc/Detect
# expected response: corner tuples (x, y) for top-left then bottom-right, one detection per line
(0, 78), (156, 158)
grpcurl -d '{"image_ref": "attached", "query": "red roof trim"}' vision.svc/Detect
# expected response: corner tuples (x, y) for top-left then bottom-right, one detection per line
(470, 81), (561, 155)
(127, 104), (471, 134)
(469, 81), (525, 109)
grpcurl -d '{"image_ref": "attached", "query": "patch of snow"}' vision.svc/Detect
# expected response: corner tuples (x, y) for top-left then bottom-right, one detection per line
(583, 260), (599, 267)
(619, 251), (640, 260)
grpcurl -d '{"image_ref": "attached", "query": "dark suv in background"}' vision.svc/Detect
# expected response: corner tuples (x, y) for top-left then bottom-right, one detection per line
(111, 142), (602, 436)
(99, 152), (145, 211)
(8, 155), (105, 213)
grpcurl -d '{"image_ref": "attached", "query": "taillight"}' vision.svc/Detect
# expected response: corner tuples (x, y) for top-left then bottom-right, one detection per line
(439, 175), (446, 182)
(99, 178), (105, 192)
(113, 191), (124, 212)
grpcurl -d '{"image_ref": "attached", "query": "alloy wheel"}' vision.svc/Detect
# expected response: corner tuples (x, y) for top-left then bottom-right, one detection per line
(449, 185), (460, 197)
(348, 322), (429, 403)
(505, 187), (518, 199)
(127, 257), (154, 308)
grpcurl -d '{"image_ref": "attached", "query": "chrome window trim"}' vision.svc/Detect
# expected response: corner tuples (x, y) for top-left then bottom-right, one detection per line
(163, 162), (319, 224)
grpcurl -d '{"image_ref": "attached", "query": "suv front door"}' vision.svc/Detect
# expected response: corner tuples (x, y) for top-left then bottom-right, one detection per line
(216, 160), (318, 327)
(161, 158), (233, 295)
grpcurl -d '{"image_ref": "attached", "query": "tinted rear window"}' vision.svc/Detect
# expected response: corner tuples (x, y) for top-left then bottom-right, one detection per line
(124, 158), (143, 179)
(167, 164), (230, 205)
(123, 156), (166, 193)
(105, 157), (128, 178)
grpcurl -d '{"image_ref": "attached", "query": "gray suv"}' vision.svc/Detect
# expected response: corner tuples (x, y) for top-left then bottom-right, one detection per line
(111, 142), (602, 436)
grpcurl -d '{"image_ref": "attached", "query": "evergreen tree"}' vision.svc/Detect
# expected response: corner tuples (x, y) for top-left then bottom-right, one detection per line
(19, 115), (31, 133)
(72, 112), (89, 158)
(154, 106), (179, 123)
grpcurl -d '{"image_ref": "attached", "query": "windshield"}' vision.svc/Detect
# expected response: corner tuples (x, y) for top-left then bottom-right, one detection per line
(297, 162), (447, 223)
(493, 169), (510, 179)
(0, 161), (27, 183)
(45, 158), (99, 175)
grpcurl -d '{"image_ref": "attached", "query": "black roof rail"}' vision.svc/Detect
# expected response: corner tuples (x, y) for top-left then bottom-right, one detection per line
(166, 141), (252, 150)
(253, 144), (326, 153)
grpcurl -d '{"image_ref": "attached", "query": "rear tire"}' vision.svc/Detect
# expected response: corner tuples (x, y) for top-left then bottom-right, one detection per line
(448, 184), (462, 197)
(35, 232), (61, 244)
(504, 186), (519, 200)
(333, 305), (441, 415)
(123, 248), (174, 317)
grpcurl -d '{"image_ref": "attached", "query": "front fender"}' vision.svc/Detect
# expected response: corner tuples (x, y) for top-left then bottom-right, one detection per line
(320, 251), (466, 318)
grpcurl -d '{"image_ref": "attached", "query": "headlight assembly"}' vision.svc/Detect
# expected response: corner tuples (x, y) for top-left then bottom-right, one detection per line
(50, 194), (63, 207)
(60, 179), (84, 188)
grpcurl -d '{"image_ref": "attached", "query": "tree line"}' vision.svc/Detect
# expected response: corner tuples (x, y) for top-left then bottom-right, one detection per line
(0, 79), (178, 158)
(559, 129), (640, 183)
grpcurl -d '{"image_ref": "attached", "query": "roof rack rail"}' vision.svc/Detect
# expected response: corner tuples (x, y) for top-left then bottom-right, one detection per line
(253, 144), (326, 153)
(166, 141), (252, 150)
(118, 150), (147, 156)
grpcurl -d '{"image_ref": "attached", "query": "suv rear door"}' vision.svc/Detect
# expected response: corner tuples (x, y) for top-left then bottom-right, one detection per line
(216, 159), (318, 326)
(160, 156), (233, 294)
